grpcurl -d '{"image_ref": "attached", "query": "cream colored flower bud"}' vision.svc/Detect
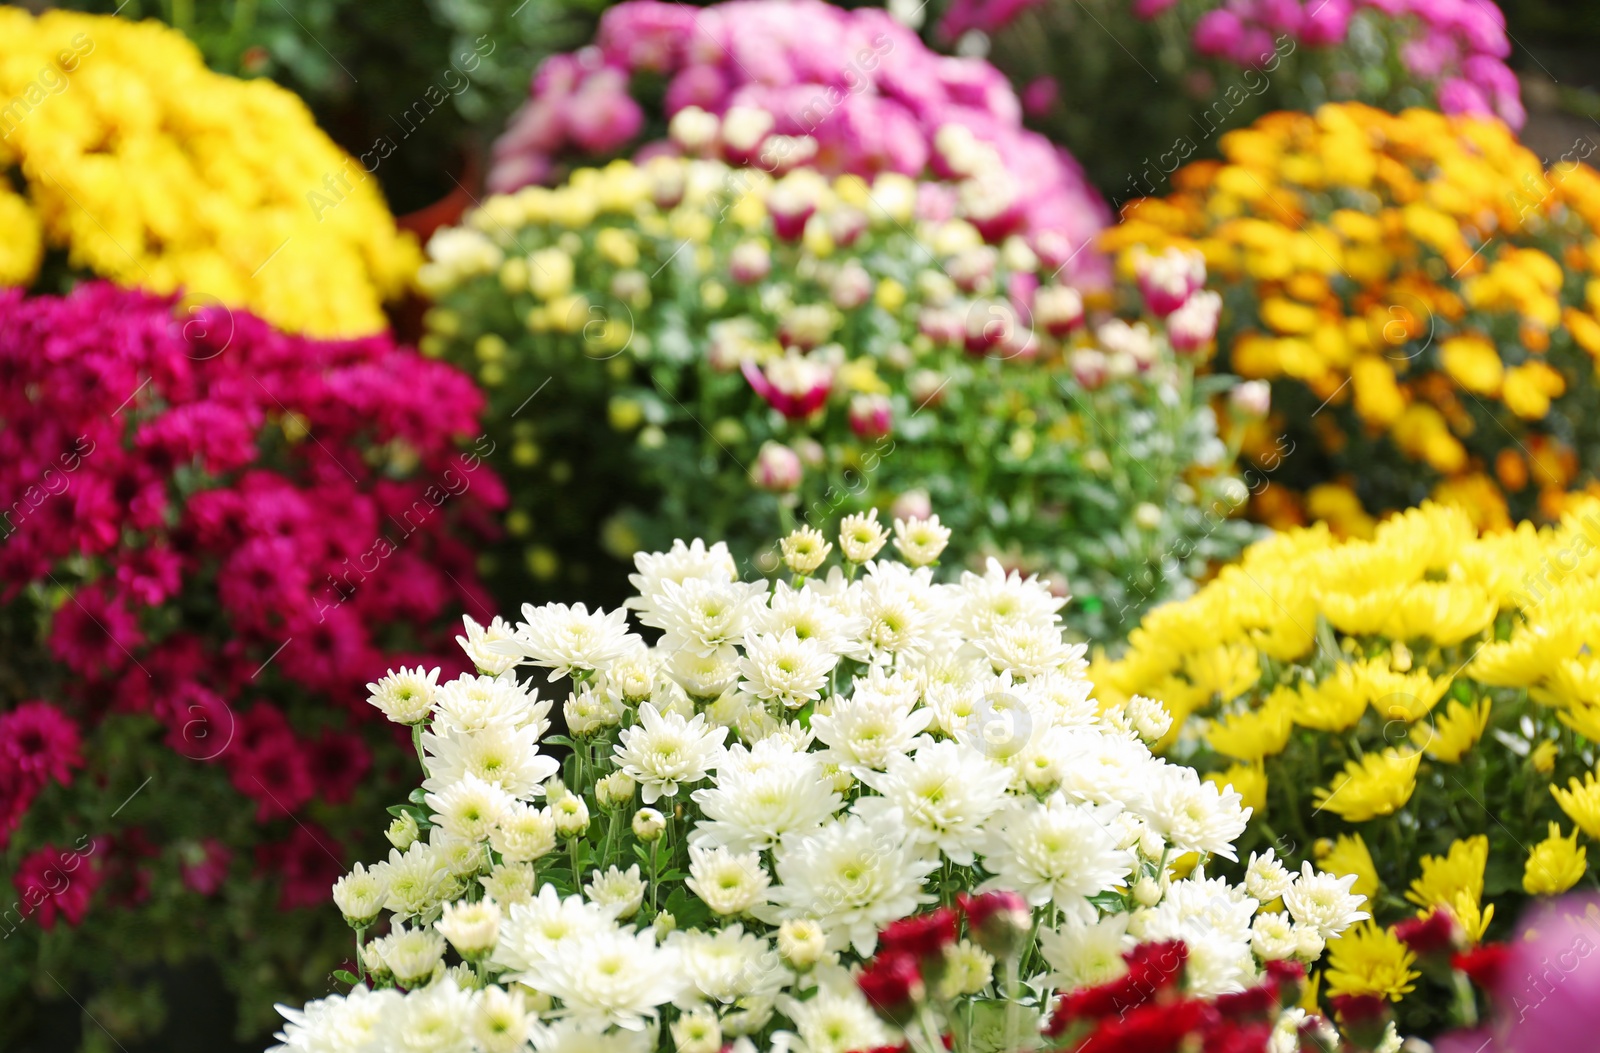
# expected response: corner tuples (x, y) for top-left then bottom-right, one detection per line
(633, 807), (667, 842)
(437, 899), (501, 958)
(778, 918), (827, 970)
(553, 793), (590, 837)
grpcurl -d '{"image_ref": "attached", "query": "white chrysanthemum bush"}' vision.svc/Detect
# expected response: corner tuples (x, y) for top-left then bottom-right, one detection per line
(272, 514), (1369, 1053)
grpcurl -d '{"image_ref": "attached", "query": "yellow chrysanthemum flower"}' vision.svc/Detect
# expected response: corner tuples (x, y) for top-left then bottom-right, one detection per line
(1313, 748), (1421, 822)
(1316, 833), (1381, 904)
(0, 9), (418, 335)
(1552, 771), (1600, 839)
(1417, 697), (1491, 763)
(1525, 822), (1587, 896)
(1407, 836), (1488, 911)
(1323, 921), (1420, 1002)
(1205, 687), (1295, 761)
(1205, 763), (1267, 816)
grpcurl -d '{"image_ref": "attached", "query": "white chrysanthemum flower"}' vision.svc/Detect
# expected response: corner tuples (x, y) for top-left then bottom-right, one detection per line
(1250, 911), (1299, 961)
(776, 975), (891, 1053)
(599, 649), (659, 707)
(738, 630), (838, 709)
(780, 526), (833, 575)
(1031, 670), (1098, 726)
(755, 581), (865, 658)
(811, 678), (932, 775)
(497, 603), (640, 682)
(481, 862), (538, 907)
(669, 924), (788, 1005)
(856, 740), (1011, 865)
(975, 622), (1082, 679)
(692, 746), (841, 852)
(855, 561), (952, 660)
(438, 898), (502, 958)
(566, 686), (626, 735)
(1245, 848), (1294, 903)
(426, 773), (512, 843)
(332, 861), (389, 927)
(1053, 727), (1156, 809)
(377, 977), (474, 1051)
(1143, 763), (1252, 861)
(529, 1019), (655, 1053)
(892, 513), (951, 567)
(374, 841), (451, 920)
(628, 539), (741, 623)
(838, 509), (889, 563)
(1039, 913), (1133, 991)
(1282, 862), (1369, 939)
(1183, 931), (1260, 997)
(491, 802), (558, 864)
(1269, 1008), (1314, 1053)
(686, 844), (771, 916)
(980, 794), (1134, 920)
(472, 985), (534, 1053)
(379, 922), (447, 987)
(367, 665), (441, 725)
(769, 809), (938, 955)
(704, 690), (783, 743)
(1130, 873), (1259, 985)
(671, 1006), (722, 1053)
(955, 559), (1065, 639)
(613, 703), (729, 804)
(521, 926), (685, 1031)
(585, 864), (647, 920)
(937, 939), (996, 999)
(776, 918), (828, 971)
(270, 985), (400, 1053)
(1123, 694), (1173, 743)
(434, 673), (549, 736)
(421, 724), (559, 798)
(493, 885), (620, 978)
(650, 576), (769, 657)
(430, 828), (491, 880)
(457, 614), (522, 677)
(666, 644), (743, 700)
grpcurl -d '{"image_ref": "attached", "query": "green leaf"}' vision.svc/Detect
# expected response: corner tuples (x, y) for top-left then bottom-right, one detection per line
(333, 970), (359, 986)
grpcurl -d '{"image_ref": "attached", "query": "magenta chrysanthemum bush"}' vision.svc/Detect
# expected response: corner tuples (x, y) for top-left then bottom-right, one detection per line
(486, 0), (1112, 289)
(0, 283), (505, 1040)
(942, 0), (1520, 128)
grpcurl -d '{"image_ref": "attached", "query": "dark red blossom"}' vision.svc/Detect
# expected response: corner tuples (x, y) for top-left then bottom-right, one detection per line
(12, 840), (104, 930)
(857, 952), (925, 1026)
(1452, 942), (1510, 992)
(880, 906), (958, 961)
(1394, 907), (1462, 957)
(1050, 940), (1189, 1033)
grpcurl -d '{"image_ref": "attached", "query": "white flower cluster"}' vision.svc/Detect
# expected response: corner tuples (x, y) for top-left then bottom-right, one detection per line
(274, 516), (1367, 1053)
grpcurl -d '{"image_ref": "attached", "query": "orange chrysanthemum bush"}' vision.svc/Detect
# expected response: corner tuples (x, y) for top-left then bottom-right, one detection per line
(1090, 499), (1600, 1037)
(1106, 102), (1600, 537)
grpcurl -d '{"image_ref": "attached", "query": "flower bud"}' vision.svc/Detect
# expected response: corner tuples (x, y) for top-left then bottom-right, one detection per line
(672, 1006), (723, 1053)
(553, 793), (590, 837)
(669, 106), (720, 153)
(1134, 876), (1164, 907)
(848, 394), (892, 440)
(729, 240), (772, 285)
(958, 890), (1031, 959)
(596, 771), (637, 809)
(752, 442), (803, 493)
(332, 862), (389, 928)
(1169, 289), (1222, 354)
(1134, 246), (1205, 317)
(830, 260), (873, 310)
(1035, 284), (1085, 336)
(1070, 348), (1108, 391)
(386, 812), (420, 850)
(778, 918), (828, 970)
(890, 489), (932, 524)
(857, 952), (925, 1028)
(632, 807), (667, 842)
(1230, 379), (1272, 418)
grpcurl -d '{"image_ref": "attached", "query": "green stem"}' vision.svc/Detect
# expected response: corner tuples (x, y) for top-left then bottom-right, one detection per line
(411, 724), (428, 777)
(355, 927), (367, 984)
(1001, 954), (1022, 1053)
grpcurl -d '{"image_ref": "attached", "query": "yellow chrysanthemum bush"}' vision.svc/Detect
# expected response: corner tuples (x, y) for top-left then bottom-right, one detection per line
(1105, 102), (1600, 537)
(0, 9), (418, 336)
(1092, 499), (1600, 1035)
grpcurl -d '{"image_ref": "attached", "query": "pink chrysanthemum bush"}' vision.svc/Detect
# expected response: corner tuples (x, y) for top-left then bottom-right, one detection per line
(940, 0), (1523, 198)
(0, 283), (505, 1046)
(485, 0), (1112, 291)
